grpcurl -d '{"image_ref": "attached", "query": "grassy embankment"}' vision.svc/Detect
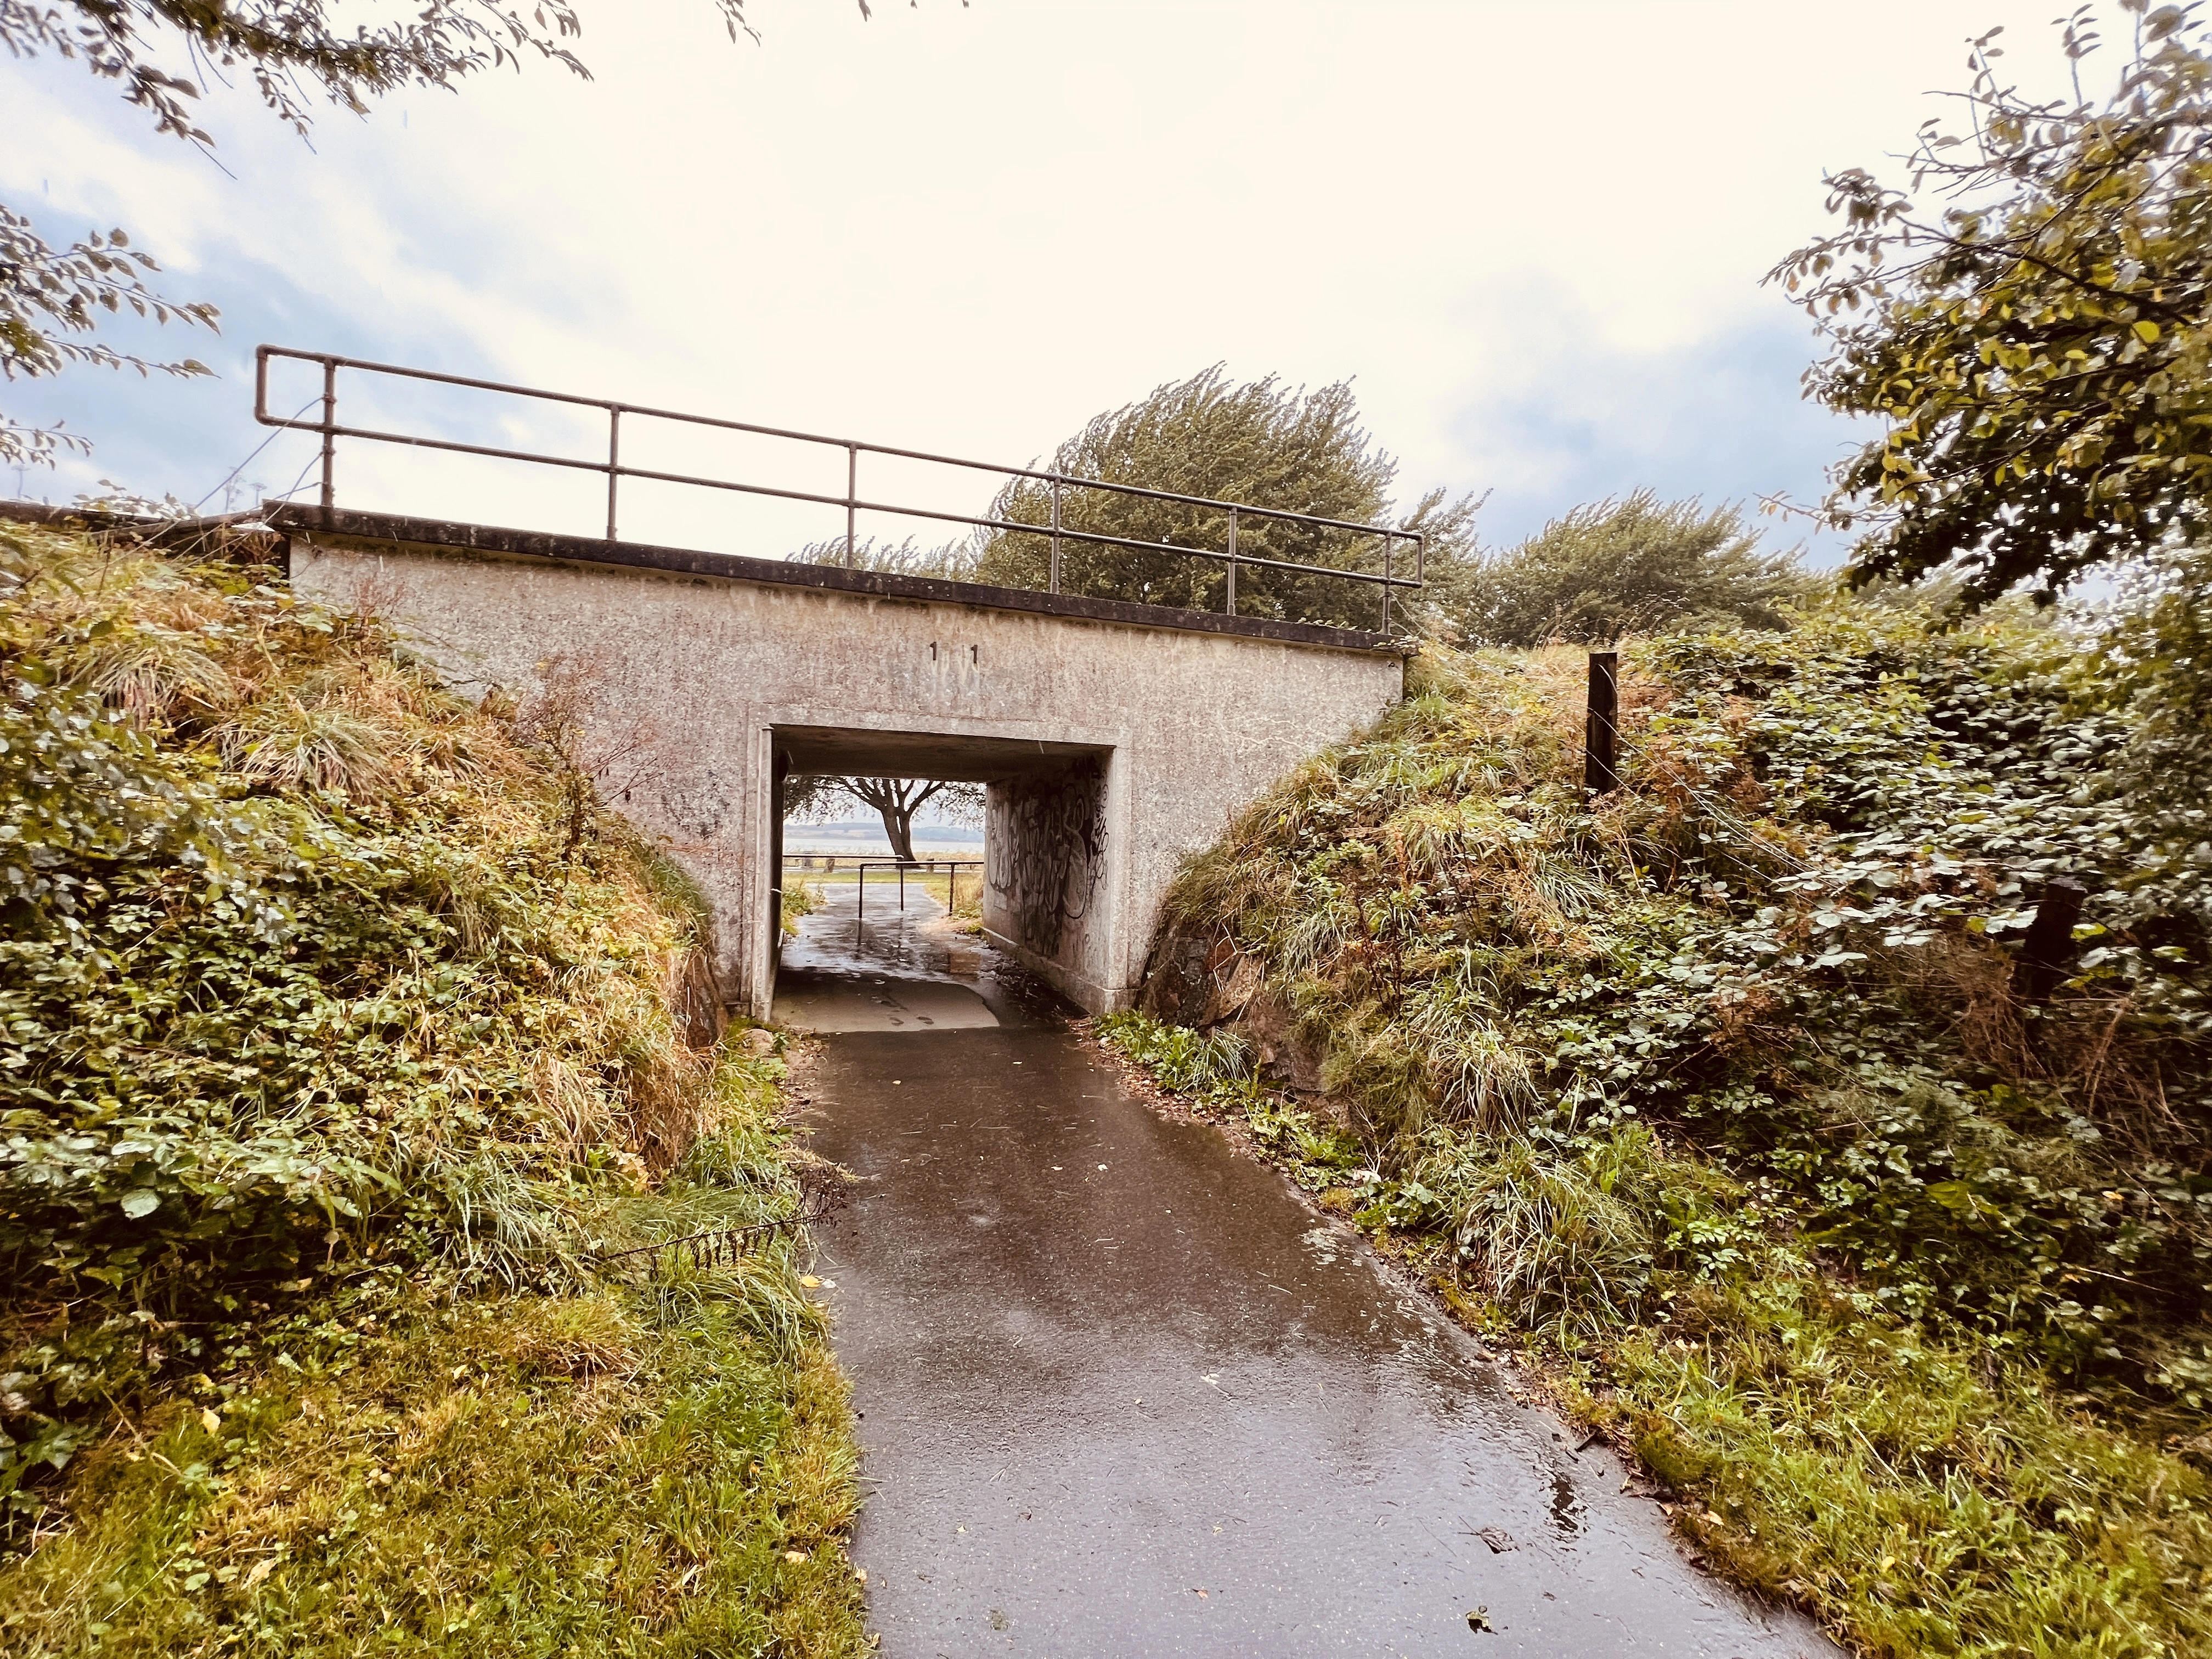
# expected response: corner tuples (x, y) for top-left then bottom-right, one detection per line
(0, 523), (867, 1656)
(1104, 615), (2212, 1658)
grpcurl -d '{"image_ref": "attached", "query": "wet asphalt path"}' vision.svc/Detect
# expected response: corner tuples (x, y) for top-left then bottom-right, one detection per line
(780, 900), (1835, 1658)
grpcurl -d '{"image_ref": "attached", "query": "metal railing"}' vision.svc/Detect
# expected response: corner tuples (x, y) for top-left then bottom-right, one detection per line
(837, 859), (982, 919)
(253, 345), (1426, 630)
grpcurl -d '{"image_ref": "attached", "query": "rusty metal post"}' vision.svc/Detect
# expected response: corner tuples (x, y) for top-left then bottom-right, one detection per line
(318, 358), (337, 528)
(2015, 876), (2089, 1003)
(1583, 651), (1621, 797)
(605, 407), (621, 541)
(845, 443), (859, 568)
(1049, 477), (1063, 594)
(1226, 507), (1238, 616)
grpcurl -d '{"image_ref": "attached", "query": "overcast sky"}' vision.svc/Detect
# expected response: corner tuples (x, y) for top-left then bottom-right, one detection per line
(8, 0), (2085, 561)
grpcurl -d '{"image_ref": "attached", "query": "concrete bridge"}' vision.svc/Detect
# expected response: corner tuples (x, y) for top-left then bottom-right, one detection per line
(271, 505), (1405, 1017)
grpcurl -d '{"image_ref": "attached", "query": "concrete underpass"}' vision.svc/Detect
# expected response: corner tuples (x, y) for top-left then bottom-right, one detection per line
(276, 503), (1405, 1017)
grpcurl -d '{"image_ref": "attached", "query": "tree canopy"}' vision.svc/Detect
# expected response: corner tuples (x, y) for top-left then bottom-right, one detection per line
(970, 366), (1478, 631)
(1443, 493), (1810, 648)
(0, 0), (780, 471)
(1774, 1), (2212, 607)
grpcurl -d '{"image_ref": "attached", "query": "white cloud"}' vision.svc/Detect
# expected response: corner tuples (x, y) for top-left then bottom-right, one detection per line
(4, 0), (2083, 549)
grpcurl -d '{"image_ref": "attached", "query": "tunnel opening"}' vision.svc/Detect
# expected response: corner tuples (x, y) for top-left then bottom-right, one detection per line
(768, 726), (1119, 1015)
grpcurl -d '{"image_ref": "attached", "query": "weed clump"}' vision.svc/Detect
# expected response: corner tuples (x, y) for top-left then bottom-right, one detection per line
(1109, 609), (2212, 1657)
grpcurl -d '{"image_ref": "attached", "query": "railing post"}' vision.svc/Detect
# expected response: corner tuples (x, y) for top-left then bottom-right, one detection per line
(1049, 476), (1063, 594)
(1226, 507), (1238, 616)
(1583, 651), (1621, 797)
(1380, 533), (1392, 635)
(845, 443), (859, 568)
(605, 407), (621, 541)
(318, 358), (337, 528)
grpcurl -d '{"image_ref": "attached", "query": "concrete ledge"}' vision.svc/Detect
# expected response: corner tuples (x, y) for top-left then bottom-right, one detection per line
(267, 504), (1408, 656)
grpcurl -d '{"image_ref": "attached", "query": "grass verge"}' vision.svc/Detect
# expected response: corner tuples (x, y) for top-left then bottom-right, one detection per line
(1100, 1008), (2211, 1657)
(2, 1054), (867, 1658)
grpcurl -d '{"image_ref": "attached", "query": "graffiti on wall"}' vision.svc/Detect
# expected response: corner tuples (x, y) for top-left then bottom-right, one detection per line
(986, 757), (1108, 963)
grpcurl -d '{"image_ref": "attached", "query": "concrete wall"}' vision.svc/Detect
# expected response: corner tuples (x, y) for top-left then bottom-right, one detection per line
(286, 521), (1402, 1015)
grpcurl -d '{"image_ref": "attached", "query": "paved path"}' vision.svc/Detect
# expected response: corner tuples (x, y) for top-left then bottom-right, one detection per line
(781, 903), (1836, 1658)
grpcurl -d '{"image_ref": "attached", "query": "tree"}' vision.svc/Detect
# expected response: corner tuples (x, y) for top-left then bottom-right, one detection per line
(970, 366), (1479, 631)
(1772, 1), (2212, 607)
(783, 775), (983, 863)
(1444, 492), (1811, 647)
(0, 0), (782, 470)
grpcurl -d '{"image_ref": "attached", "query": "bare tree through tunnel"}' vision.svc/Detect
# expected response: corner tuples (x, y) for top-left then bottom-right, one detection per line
(784, 775), (984, 863)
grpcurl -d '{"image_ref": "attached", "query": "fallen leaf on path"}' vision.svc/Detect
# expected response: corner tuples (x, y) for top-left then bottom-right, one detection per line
(1467, 1607), (1494, 1633)
(1475, 1527), (1516, 1554)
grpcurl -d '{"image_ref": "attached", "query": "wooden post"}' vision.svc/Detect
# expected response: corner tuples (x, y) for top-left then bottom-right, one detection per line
(1583, 651), (1621, 797)
(2014, 876), (2089, 1003)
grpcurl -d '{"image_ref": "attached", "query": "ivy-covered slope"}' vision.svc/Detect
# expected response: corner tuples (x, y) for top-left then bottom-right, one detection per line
(1115, 610), (2212, 1657)
(0, 522), (866, 1656)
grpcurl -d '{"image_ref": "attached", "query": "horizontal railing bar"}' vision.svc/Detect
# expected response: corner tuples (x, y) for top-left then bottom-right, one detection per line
(262, 415), (1425, 590)
(834, 499), (1419, 588)
(255, 345), (1423, 546)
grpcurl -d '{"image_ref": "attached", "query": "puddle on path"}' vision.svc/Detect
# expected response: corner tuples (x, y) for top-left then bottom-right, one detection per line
(785, 908), (1838, 1658)
(776, 882), (1010, 1032)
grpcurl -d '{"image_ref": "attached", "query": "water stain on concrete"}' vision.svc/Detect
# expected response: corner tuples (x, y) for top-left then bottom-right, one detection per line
(788, 907), (1838, 1658)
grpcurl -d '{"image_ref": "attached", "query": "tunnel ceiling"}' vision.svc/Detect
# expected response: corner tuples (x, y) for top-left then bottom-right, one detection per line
(774, 725), (1108, 783)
